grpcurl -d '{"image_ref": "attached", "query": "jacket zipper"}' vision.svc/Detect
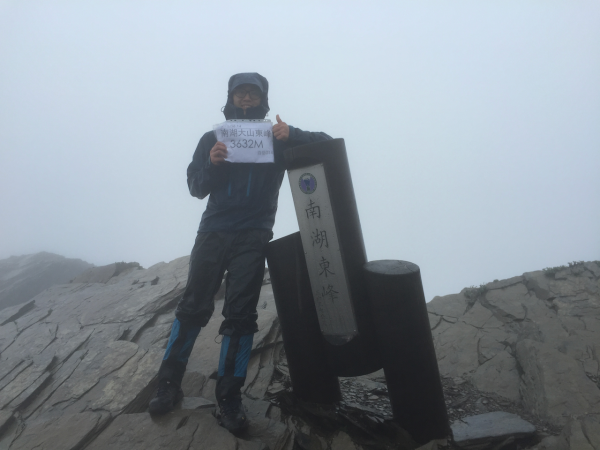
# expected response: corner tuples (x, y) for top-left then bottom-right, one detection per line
(246, 167), (253, 197)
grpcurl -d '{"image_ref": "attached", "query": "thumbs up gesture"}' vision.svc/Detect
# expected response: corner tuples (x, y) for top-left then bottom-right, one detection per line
(273, 114), (289, 142)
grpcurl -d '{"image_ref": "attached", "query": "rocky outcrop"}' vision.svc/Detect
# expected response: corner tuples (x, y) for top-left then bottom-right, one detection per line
(428, 261), (600, 435)
(534, 414), (600, 449)
(1, 256), (599, 449)
(71, 261), (141, 284)
(0, 255), (295, 449)
(0, 252), (92, 311)
(451, 411), (536, 449)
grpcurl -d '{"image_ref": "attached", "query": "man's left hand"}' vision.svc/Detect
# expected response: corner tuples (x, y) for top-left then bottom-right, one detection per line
(273, 115), (289, 142)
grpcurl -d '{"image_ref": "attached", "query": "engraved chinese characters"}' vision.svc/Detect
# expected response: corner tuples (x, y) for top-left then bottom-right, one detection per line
(213, 119), (274, 163)
(289, 164), (358, 340)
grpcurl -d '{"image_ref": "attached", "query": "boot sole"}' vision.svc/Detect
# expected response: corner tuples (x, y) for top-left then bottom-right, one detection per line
(148, 391), (184, 415)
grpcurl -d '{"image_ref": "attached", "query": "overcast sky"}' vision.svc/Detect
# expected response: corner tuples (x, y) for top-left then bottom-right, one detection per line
(1, 1), (599, 301)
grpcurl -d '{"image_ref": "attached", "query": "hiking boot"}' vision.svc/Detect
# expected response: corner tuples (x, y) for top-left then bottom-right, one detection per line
(217, 398), (248, 433)
(148, 379), (183, 415)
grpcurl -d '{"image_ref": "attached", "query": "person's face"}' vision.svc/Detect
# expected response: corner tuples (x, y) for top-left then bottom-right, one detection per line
(232, 84), (262, 110)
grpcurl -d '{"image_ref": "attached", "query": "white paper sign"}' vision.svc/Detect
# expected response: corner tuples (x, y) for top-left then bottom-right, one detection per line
(213, 120), (274, 163)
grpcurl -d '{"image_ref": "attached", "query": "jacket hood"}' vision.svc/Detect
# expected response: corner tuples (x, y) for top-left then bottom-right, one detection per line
(223, 73), (270, 120)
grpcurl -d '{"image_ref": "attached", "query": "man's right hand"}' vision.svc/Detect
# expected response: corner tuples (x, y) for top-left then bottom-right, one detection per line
(210, 141), (228, 165)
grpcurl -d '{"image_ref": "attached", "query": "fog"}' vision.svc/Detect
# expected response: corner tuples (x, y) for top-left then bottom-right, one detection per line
(1, 1), (599, 300)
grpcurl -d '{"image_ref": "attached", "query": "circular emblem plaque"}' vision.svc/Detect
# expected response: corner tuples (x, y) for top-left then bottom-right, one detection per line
(298, 173), (317, 194)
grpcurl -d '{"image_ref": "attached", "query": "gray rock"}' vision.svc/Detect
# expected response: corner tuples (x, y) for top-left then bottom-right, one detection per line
(485, 276), (524, 291)
(541, 414), (600, 449)
(180, 371), (206, 397)
(461, 301), (495, 328)
(0, 300), (35, 327)
(432, 320), (480, 378)
(472, 350), (520, 402)
(3, 254), (599, 449)
(0, 359), (31, 392)
(0, 356), (53, 410)
(0, 322), (18, 356)
(564, 418), (596, 450)
(241, 398), (289, 450)
(1, 323), (58, 361)
(477, 333), (508, 365)
(524, 271), (555, 301)
(483, 283), (528, 321)
(201, 378), (217, 404)
(451, 411), (536, 449)
(428, 293), (469, 319)
(428, 312), (442, 330)
(295, 431), (324, 450)
(0, 411), (14, 438)
(352, 378), (387, 394)
(0, 254), (292, 449)
(72, 264), (120, 284)
(581, 414), (600, 447)
(177, 396), (215, 410)
(72, 261), (140, 284)
(0, 252), (92, 311)
(330, 431), (360, 450)
(585, 262), (600, 278)
(19, 349), (87, 420)
(415, 441), (440, 450)
(427, 260), (600, 442)
(516, 339), (600, 426)
(9, 411), (111, 450)
(35, 342), (163, 417)
(86, 411), (242, 450)
(0, 414), (24, 449)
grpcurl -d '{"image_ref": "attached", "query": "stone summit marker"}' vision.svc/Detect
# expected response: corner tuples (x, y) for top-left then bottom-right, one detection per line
(268, 138), (450, 445)
(289, 163), (357, 342)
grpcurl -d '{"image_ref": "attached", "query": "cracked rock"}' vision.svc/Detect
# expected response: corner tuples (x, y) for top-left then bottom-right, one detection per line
(2, 254), (600, 449)
(451, 411), (536, 449)
(8, 412), (111, 450)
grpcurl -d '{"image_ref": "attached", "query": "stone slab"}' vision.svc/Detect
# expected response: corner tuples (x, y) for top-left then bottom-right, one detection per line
(0, 358), (52, 410)
(0, 359), (30, 391)
(240, 398), (288, 450)
(9, 411), (110, 450)
(87, 411), (244, 450)
(485, 276), (524, 291)
(0, 322), (18, 355)
(517, 339), (600, 426)
(178, 396), (215, 410)
(330, 431), (360, 450)
(0, 411), (14, 438)
(72, 263), (118, 284)
(451, 412), (535, 447)
(472, 350), (520, 402)
(0, 300), (36, 326)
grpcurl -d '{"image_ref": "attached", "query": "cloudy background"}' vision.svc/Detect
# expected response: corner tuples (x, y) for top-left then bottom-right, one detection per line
(1, 1), (599, 300)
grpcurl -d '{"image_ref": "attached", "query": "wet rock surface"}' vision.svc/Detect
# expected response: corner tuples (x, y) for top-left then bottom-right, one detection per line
(451, 412), (536, 449)
(0, 258), (598, 449)
(428, 262), (600, 432)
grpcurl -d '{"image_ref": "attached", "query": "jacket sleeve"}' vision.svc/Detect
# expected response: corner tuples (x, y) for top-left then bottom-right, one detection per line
(187, 132), (218, 200)
(287, 126), (332, 146)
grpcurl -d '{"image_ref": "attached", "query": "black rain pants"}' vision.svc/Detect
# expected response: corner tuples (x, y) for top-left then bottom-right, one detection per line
(157, 229), (272, 397)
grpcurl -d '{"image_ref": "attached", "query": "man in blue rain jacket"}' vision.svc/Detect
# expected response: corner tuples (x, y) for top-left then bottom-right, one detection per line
(149, 72), (331, 433)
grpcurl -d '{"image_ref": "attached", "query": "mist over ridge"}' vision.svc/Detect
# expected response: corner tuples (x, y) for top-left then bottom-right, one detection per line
(1, 2), (598, 301)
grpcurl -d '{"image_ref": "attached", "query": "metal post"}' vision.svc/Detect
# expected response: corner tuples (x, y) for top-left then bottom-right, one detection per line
(266, 232), (341, 404)
(363, 260), (450, 445)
